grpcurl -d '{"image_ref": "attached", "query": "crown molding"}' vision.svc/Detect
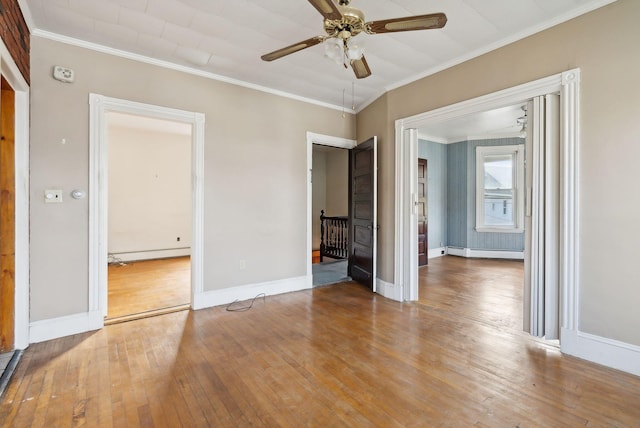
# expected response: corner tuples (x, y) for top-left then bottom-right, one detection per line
(33, 30), (354, 115)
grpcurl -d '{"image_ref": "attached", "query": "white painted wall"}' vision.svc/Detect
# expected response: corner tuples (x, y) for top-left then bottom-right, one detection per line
(107, 124), (191, 259)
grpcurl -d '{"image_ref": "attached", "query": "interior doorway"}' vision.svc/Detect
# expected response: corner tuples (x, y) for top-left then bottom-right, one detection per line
(0, 77), (15, 352)
(0, 47), (29, 352)
(396, 69), (580, 347)
(0, 47), (29, 391)
(307, 134), (378, 291)
(89, 94), (205, 329)
(415, 104), (528, 337)
(306, 132), (356, 288)
(417, 158), (428, 267)
(105, 112), (192, 322)
(312, 143), (350, 287)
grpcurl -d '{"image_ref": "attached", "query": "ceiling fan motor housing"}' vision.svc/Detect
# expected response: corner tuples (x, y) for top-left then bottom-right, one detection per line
(324, 5), (365, 39)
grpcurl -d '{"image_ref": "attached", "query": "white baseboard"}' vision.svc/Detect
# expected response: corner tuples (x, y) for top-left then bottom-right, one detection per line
(377, 278), (403, 302)
(30, 310), (103, 344)
(111, 248), (191, 262)
(428, 247), (447, 259)
(561, 328), (640, 377)
(28, 275), (312, 343)
(192, 275), (312, 310)
(447, 247), (524, 260)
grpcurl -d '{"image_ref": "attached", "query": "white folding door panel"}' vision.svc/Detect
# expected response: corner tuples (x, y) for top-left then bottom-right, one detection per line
(524, 94), (560, 339)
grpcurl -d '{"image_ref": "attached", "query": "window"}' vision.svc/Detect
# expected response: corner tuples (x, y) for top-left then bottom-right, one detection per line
(476, 145), (524, 232)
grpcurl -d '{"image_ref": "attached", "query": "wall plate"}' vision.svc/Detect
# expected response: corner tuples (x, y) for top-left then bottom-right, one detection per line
(44, 189), (63, 203)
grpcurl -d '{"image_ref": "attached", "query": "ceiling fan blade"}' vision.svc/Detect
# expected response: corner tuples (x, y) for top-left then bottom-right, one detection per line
(261, 36), (325, 62)
(366, 13), (447, 34)
(350, 56), (371, 79)
(307, 0), (343, 21)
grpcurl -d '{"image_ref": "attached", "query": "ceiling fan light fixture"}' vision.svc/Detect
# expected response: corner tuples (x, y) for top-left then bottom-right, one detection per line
(324, 37), (344, 64)
(346, 38), (365, 60)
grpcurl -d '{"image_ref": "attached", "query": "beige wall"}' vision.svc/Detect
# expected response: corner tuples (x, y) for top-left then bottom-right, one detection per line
(29, 36), (355, 321)
(357, 0), (640, 346)
(311, 150), (327, 250)
(311, 146), (348, 250)
(108, 125), (191, 256)
(325, 149), (348, 217)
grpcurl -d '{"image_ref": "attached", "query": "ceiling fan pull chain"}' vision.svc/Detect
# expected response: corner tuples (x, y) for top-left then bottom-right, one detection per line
(352, 82), (355, 111)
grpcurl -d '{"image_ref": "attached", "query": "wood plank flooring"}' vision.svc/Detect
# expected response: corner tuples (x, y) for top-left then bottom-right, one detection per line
(107, 257), (191, 320)
(419, 256), (525, 332)
(2, 256), (640, 426)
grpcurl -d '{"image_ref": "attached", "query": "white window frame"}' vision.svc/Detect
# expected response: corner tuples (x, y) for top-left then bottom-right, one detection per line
(475, 144), (524, 233)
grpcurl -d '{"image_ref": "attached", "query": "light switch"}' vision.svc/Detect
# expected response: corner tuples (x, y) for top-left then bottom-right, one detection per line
(44, 189), (63, 203)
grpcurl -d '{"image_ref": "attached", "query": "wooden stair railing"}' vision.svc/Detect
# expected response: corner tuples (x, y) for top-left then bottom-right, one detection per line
(320, 210), (348, 262)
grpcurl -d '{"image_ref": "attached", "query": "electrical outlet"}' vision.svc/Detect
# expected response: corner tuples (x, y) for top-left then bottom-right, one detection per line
(177, 237), (181, 242)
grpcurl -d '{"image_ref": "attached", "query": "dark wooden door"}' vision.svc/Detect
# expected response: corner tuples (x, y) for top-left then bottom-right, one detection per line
(348, 137), (377, 291)
(0, 77), (15, 352)
(418, 158), (428, 266)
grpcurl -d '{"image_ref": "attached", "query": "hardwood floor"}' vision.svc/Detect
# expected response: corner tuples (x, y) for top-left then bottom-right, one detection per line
(419, 256), (525, 332)
(2, 256), (639, 426)
(107, 257), (191, 321)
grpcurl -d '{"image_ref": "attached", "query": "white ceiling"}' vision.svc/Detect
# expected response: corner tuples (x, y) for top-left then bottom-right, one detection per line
(22, 0), (615, 116)
(420, 103), (527, 143)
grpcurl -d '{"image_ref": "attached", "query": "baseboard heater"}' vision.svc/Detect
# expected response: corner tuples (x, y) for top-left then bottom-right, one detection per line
(110, 247), (191, 263)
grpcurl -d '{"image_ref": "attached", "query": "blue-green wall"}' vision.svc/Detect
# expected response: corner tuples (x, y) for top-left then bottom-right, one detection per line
(446, 141), (467, 248)
(419, 137), (525, 253)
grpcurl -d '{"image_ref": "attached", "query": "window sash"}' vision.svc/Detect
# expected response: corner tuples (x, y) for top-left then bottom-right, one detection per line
(476, 145), (524, 232)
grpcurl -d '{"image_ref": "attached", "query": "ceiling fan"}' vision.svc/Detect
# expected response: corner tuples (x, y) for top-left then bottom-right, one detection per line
(261, 0), (447, 79)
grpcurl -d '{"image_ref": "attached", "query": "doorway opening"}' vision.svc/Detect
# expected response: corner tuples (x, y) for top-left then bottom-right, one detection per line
(312, 143), (350, 287)
(395, 70), (580, 347)
(105, 112), (192, 323)
(89, 94), (205, 329)
(306, 133), (378, 291)
(305, 132), (356, 288)
(1, 77), (16, 352)
(0, 47), (29, 392)
(417, 158), (428, 267)
(415, 103), (530, 336)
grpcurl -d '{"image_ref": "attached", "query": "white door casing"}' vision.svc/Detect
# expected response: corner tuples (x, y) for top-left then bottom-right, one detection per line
(394, 69), (580, 347)
(89, 94), (205, 325)
(305, 132), (357, 283)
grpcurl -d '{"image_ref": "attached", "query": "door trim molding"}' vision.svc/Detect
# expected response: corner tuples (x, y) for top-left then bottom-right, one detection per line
(0, 38), (30, 349)
(89, 94), (205, 326)
(306, 132), (356, 280)
(395, 69), (580, 347)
